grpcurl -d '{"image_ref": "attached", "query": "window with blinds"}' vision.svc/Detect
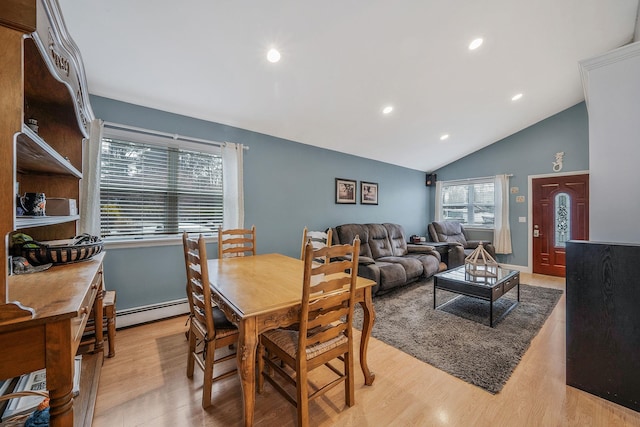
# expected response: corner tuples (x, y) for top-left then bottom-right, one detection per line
(439, 178), (495, 228)
(100, 133), (223, 240)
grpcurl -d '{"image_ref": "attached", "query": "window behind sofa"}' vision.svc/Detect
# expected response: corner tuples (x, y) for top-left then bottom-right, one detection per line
(100, 125), (223, 241)
(438, 177), (495, 228)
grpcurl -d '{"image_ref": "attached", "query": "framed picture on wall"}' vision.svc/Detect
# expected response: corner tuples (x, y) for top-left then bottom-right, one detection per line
(335, 178), (357, 204)
(361, 181), (378, 205)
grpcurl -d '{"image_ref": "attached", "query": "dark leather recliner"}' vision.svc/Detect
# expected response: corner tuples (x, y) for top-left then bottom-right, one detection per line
(428, 221), (497, 268)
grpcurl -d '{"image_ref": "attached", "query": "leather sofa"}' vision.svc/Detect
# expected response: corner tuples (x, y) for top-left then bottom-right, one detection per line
(332, 223), (443, 295)
(428, 221), (497, 268)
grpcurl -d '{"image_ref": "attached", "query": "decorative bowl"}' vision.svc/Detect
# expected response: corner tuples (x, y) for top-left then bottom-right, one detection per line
(17, 234), (103, 265)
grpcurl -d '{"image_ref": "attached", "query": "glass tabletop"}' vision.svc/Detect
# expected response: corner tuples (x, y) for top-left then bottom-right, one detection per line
(435, 265), (518, 286)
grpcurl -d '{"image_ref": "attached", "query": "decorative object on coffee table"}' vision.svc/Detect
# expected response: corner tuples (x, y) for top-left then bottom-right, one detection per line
(464, 242), (498, 278)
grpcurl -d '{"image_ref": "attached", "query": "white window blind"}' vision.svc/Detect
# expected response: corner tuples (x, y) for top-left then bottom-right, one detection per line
(100, 132), (223, 240)
(439, 177), (495, 228)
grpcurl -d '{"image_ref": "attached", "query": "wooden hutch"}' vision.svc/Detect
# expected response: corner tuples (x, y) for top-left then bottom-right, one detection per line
(0, 1), (104, 426)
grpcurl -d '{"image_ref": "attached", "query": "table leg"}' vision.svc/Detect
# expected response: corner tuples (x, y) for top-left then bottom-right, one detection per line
(238, 317), (258, 427)
(358, 288), (376, 386)
(490, 301), (493, 327)
(433, 281), (437, 309)
(93, 280), (104, 354)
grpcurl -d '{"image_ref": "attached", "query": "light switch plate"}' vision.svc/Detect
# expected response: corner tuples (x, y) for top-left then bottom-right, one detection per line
(510, 187), (519, 194)
(519, 216), (526, 223)
(515, 195), (525, 203)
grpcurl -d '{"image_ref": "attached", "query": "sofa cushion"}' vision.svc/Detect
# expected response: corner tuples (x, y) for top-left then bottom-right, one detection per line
(375, 261), (407, 289)
(366, 224), (394, 259)
(406, 253), (441, 278)
(335, 224), (373, 258)
(376, 256), (423, 280)
(383, 223), (409, 256)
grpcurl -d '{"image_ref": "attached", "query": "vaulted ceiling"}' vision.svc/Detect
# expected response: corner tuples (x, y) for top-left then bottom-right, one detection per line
(58, 0), (639, 171)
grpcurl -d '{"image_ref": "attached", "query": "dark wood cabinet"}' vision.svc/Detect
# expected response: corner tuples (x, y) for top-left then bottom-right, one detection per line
(566, 240), (640, 413)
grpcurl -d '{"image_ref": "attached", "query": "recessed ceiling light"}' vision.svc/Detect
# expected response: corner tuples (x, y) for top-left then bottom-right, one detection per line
(382, 105), (394, 115)
(267, 48), (281, 63)
(511, 93), (523, 101)
(440, 134), (450, 141)
(468, 38), (483, 50)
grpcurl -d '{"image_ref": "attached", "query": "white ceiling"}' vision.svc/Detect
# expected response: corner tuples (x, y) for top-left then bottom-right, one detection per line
(58, 0), (639, 172)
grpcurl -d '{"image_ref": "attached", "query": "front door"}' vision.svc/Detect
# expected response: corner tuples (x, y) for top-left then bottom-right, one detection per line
(532, 174), (589, 276)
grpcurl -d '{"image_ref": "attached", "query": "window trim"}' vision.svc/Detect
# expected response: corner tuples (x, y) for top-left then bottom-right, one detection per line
(103, 234), (217, 249)
(100, 125), (224, 245)
(437, 176), (496, 230)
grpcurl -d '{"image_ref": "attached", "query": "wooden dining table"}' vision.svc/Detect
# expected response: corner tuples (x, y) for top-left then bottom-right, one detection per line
(207, 253), (377, 427)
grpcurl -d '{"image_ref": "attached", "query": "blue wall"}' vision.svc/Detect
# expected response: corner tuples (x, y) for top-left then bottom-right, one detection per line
(91, 95), (431, 310)
(432, 102), (589, 267)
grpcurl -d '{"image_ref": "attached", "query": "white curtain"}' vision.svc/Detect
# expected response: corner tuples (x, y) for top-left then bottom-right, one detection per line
(434, 180), (443, 221)
(493, 174), (512, 254)
(79, 118), (103, 236)
(222, 142), (244, 229)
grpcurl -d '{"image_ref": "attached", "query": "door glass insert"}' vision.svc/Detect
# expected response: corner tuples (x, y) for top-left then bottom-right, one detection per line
(555, 192), (570, 247)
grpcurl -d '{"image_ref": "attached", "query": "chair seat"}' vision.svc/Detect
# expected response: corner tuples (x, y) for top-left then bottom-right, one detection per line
(192, 307), (238, 338)
(212, 306), (236, 330)
(262, 326), (348, 360)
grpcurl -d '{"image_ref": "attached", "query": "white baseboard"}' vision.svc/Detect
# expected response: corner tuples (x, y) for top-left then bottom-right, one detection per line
(115, 298), (189, 329)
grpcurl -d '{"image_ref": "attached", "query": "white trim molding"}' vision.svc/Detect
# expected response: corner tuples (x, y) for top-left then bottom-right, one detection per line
(115, 298), (189, 329)
(580, 41), (640, 110)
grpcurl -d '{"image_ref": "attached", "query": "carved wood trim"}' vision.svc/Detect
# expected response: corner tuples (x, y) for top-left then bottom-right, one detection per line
(210, 292), (241, 324)
(258, 306), (300, 333)
(31, 0), (94, 137)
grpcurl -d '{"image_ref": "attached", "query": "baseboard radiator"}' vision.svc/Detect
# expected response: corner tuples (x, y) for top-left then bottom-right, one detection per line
(115, 298), (189, 329)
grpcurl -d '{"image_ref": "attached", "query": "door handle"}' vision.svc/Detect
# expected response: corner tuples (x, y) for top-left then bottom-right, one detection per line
(533, 224), (540, 238)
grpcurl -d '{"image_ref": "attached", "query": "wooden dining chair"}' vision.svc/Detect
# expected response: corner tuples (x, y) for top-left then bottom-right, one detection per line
(257, 236), (361, 427)
(300, 227), (332, 263)
(217, 225), (256, 258)
(183, 232), (239, 409)
(80, 289), (117, 357)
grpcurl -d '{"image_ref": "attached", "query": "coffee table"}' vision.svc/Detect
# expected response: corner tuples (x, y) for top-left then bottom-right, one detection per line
(433, 265), (520, 327)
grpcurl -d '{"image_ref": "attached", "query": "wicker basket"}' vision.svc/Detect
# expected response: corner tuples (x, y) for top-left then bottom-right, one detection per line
(0, 390), (48, 426)
(17, 234), (103, 266)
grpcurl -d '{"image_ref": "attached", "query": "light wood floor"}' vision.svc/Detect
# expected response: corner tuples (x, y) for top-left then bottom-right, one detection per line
(92, 273), (640, 426)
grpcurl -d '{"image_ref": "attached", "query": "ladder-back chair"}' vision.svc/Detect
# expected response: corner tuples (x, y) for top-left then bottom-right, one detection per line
(183, 232), (239, 408)
(257, 236), (361, 426)
(300, 227), (333, 263)
(217, 225), (256, 258)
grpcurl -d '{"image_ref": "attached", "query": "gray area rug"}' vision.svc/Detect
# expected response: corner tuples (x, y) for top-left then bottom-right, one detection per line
(353, 280), (563, 394)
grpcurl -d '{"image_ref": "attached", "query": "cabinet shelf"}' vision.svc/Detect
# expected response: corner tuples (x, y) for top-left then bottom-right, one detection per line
(16, 215), (80, 229)
(16, 125), (82, 178)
